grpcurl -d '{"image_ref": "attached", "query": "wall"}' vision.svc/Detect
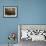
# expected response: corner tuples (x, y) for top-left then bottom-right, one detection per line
(0, 0), (46, 45)
(0, 0), (18, 44)
(18, 0), (46, 24)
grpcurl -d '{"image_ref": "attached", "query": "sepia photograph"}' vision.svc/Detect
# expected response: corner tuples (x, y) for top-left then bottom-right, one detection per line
(4, 6), (17, 17)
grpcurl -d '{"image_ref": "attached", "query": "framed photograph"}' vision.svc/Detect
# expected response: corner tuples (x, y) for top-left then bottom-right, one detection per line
(4, 6), (17, 17)
(18, 24), (46, 42)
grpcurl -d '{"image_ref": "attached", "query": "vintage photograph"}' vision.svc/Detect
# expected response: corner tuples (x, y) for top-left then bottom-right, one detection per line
(4, 6), (17, 17)
(18, 25), (46, 41)
(18, 24), (46, 46)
